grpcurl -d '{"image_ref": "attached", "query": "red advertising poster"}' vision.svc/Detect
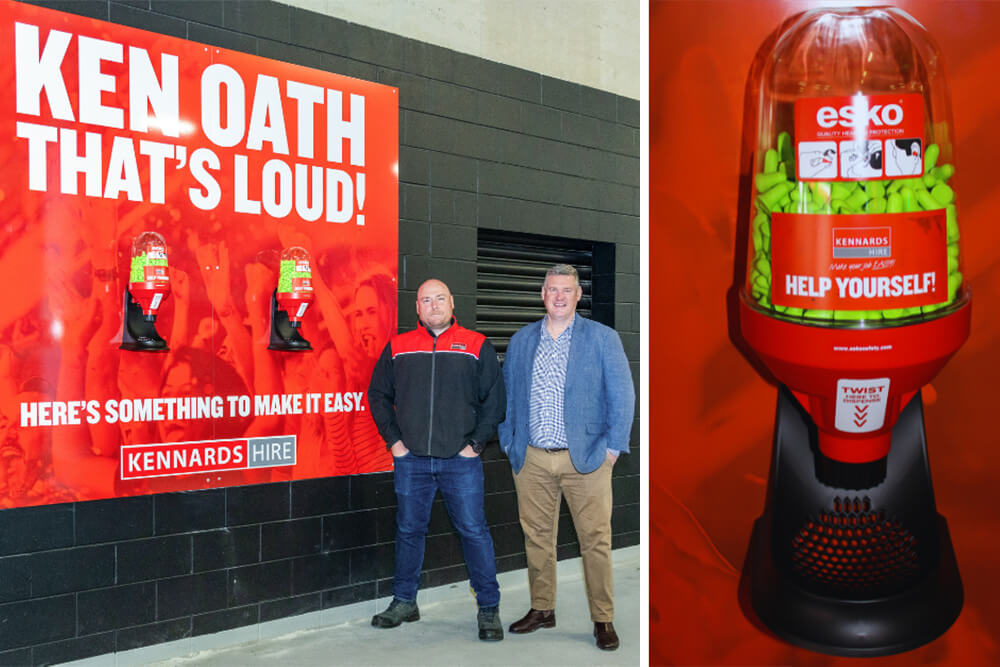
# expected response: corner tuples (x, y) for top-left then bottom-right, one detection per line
(0, 0), (399, 508)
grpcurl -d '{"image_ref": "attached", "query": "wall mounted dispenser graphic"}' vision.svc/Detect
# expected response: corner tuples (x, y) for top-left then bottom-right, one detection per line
(121, 231), (171, 351)
(736, 6), (970, 656)
(268, 246), (314, 351)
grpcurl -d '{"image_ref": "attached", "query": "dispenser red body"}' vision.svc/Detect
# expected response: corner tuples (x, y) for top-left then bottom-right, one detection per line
(741, 300), (969, 462)
(276, 274), (313, 324)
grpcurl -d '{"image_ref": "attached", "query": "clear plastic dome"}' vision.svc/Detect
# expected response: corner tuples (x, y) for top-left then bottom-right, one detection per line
(743, 6), (967, 328)
(129, 231), (169, 285)
(278, 246), (313, 295)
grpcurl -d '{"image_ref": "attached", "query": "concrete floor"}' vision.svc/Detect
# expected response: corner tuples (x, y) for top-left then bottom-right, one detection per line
(141, 546), (639, 667)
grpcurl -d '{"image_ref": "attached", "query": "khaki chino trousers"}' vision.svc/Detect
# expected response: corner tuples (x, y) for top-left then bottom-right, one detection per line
(513, 445), (615, 622)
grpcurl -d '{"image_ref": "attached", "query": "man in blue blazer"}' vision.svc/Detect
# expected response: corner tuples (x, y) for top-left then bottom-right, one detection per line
(498, 264), (635, 651)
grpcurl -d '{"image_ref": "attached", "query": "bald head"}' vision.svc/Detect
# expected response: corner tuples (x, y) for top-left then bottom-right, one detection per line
(417, 279), (451, 300)
(416, 279), (455, 334)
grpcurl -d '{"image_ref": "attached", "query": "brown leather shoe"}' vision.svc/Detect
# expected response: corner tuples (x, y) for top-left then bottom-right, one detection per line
(594, 622), (619, 650)
(508, 608), (556, 633)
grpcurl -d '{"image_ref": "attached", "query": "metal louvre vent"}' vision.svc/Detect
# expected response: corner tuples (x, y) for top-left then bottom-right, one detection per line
(477, 230), (607, 360)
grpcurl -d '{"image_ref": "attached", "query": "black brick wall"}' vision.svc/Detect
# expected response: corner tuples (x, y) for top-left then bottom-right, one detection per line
(1, 1), (640, 663)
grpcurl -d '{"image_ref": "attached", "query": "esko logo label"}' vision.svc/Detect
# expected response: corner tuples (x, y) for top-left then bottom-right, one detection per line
(450, 342), (467, 351)
(816, 103), (904, 129)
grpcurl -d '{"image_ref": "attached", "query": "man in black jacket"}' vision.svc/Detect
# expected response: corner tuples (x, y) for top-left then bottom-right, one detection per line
(368, 278), (506, 641)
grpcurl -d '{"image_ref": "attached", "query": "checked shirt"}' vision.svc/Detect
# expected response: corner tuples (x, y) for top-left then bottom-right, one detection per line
(528, 315), (576, 450)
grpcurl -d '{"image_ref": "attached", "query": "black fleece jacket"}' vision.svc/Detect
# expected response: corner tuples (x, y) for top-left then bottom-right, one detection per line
(367, 319), (505, 458)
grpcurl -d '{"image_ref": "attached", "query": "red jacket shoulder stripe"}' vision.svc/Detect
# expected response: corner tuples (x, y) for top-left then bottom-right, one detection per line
(389, 325), (486, 358)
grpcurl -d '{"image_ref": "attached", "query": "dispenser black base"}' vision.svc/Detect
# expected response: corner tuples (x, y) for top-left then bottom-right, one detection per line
(120, 287), (168, 352)
(268, 289), (311, 351)
(744, 386), (962, 657)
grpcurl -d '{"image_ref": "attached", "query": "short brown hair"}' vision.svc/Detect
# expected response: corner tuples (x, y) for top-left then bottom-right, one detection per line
(544, 264), (579, 287)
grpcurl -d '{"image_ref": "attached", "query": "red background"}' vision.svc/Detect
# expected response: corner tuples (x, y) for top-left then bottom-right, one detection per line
(651, 1), (1000, 664)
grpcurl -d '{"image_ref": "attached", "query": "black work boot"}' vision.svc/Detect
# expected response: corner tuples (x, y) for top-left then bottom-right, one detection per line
(371, 599), (420, 628)
(477, 605), (504, 641)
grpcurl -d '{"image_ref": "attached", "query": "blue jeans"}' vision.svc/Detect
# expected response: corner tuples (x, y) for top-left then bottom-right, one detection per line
(392, 452), (500, 608)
